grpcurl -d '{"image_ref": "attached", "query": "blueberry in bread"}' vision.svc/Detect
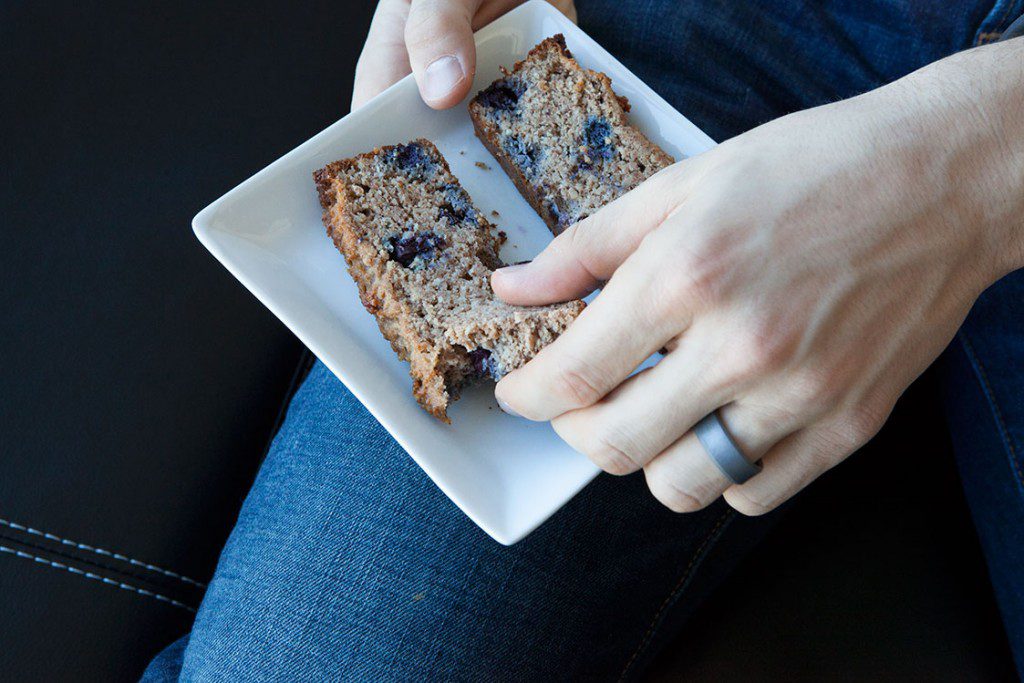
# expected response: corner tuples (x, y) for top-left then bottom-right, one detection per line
(314, 139), (584, 422)
(469, 34), (674, 234)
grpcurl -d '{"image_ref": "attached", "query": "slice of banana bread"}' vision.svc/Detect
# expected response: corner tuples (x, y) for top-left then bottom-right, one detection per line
(469, 34), (674, 234)
(314, 139), (584, 422)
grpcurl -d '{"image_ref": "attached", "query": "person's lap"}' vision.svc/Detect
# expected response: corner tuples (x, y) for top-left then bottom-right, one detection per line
(942, 273), (1024, 671)
(145, 1), (1024, 679)
(147, 362), (779, 681)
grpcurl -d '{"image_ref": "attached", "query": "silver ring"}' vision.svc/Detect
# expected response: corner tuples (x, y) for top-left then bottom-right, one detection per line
(694, 411), (762, 485)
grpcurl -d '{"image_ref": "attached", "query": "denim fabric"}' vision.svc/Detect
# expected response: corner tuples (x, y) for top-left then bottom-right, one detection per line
(942, 272), (1024, 676)
(145, 360), (782, 681)
(576, 0), (1020, 145)
(144, 0), (1024, 679)
(143, 636), (188, 681)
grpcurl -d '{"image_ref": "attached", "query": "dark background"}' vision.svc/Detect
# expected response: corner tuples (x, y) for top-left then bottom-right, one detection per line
(0, 1), (1015, 680)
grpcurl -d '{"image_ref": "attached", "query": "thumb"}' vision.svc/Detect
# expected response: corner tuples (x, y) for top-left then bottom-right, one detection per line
(405, 0), (481, 109)
(352, 0), (413, 111)
(491, 163), (689, 305)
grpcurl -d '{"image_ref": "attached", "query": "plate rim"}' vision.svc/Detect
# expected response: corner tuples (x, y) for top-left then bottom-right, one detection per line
(191, 0), (714, 544)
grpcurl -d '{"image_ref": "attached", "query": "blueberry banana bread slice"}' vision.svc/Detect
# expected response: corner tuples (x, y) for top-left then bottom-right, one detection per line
(314, 139), (584, 422)
(469, 34), (674, 234)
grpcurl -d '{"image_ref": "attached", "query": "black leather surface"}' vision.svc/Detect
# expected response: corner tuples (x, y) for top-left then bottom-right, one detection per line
(0, 1), (372, 679)
(0, 2), (1013, 681)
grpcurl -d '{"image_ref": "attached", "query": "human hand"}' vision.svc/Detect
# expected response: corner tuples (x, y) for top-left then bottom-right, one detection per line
(352, 0), (577, 111)
(490, 46), (1024, 515)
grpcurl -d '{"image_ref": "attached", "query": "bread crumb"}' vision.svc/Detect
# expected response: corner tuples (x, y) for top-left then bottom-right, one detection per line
(475, 161), (491, 171)
(491, 210), (500, 217)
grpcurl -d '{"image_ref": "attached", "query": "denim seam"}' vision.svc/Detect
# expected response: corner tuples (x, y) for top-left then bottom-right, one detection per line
(974, 0), (1021, 44)
(618, 509), (735, 681)
(0, 517), (207, 588)
(957, 331), (1024, 493)
(0, 544), (197, 613)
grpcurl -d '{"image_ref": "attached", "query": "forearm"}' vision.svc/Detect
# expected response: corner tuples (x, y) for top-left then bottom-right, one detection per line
(884, 38), (1024, 281)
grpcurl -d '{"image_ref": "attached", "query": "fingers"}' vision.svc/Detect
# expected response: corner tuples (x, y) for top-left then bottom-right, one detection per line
(723, 407), (888, 515)
(549, 334), (733, 474)
(355, 1), (576, 111)
(494, 253), (683, 421)
(352, 0), (414, 110)
(492, 164), (690, 306)
(643, 400), (796, 513)
(643, 432), (734, 513)
(405, 0), (481, 109)
(492, 166), (705, 420)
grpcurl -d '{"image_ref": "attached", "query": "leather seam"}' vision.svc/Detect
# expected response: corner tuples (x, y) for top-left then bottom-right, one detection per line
(0, 517), (207, 589)
(0, 531), (200, 594)
(0, 544), (197, 613)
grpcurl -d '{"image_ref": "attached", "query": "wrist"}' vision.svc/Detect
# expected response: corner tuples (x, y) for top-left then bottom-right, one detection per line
(883, 40), (1024, 287)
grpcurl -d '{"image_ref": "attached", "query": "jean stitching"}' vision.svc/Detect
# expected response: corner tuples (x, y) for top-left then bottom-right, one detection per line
(975, 0), (1020, 44)
(0, 517), (207, 589)
(618, 509), (735, 681)
(0, 544), (197, 613)
(957, 332), (1024, 493)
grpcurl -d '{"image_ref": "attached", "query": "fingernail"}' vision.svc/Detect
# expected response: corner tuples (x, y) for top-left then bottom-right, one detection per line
(423, 55), (464, 102)
(496, 395), (521, 418)
(496, 261), (530, 276)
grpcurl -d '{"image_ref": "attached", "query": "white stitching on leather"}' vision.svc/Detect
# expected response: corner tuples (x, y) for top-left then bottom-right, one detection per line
(0, 518), (207, 589)
(0, 544), (197, 613)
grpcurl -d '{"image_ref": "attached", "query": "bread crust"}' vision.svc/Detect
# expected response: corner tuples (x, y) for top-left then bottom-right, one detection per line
(314, 139), (583, 422)
(469, 34), (673, 235)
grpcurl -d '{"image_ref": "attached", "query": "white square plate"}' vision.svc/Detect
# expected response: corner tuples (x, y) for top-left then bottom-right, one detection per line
(192, 0), (715, 544)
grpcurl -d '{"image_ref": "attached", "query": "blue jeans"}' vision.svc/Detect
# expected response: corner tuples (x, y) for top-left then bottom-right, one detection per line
(146, 0), (1024, 679)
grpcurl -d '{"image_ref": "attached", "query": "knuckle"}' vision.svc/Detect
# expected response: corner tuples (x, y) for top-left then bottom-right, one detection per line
(550, 363), (605, 408)
(846, 403), (888, 447)
(585, 429), (645, 475)
(722, 325), (793, 387)
(829, 403), (888, 451)
(563, 219), (589, 251)
(658, 251), (719, 312)
(724, 488), (778, 516)
(545, 222), (595, 274)
(804, 439), (838, 471)
(635, 260), (709, 327)
(788, 366), (842, 414)
(404, 5), (449, 50)
(559, 222), (600, 271)
(646, 470), (715, 514)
